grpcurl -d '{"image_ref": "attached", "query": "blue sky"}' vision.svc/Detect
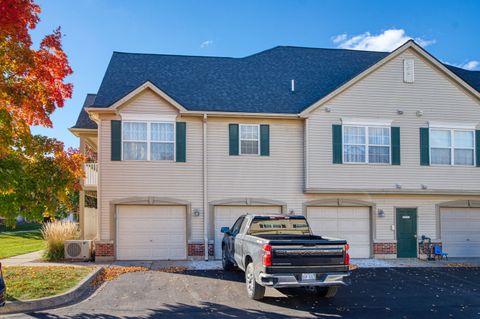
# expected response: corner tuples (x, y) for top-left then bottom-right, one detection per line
(30, 0), (480, 148)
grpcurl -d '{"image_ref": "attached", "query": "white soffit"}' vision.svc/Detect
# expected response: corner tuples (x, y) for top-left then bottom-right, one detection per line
(428, 121), (477, 130)
(120, 113), (177, 122)
(341, 117), (393, 126)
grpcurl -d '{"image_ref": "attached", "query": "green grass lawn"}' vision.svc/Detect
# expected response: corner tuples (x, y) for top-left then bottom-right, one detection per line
(0, 230), (46, 259)
(0, 223), (42, 232)
(3, 266), (94, 301)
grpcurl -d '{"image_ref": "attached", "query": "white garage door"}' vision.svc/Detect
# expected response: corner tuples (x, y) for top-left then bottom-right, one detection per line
(117, 205), (187, 260)
(214, 205), (281, 259)
(441, 208), (480, 257)
(307, 206), (371, 258)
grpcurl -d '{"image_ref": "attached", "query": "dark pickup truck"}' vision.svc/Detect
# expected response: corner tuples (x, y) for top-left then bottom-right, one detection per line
(220, 214), (350, 300)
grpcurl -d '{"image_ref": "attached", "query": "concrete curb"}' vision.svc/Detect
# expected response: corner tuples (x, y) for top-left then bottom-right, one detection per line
(0, 266), (103, 315)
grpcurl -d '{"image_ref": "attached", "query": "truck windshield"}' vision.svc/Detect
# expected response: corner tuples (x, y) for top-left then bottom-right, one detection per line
(248, 217), (311, 235)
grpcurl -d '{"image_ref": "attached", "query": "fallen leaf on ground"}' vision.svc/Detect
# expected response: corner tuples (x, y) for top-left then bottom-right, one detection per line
(91, 266), (149, 286)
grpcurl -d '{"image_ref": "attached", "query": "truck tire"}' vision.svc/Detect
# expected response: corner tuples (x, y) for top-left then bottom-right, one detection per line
(222, 246), (234, 271)
(315, 286), (338, 298)
(245, 263), (265, 300)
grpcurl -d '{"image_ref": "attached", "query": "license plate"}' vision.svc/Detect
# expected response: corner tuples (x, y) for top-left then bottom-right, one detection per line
(301, 273), (316, 281)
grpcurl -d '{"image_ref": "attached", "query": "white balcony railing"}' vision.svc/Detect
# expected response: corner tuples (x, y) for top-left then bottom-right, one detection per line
(84, 163), (98, 187)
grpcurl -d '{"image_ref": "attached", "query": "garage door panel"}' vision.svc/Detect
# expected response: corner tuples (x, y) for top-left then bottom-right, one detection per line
(307, 206), (371, 258)
(441, 208), (480, 258)
(117, 205), (187, 260)
(214, 205), (281, 259)
(338, 219), (370, 232)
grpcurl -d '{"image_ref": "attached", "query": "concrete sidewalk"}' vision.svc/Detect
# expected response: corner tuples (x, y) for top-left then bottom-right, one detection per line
(0, 250), (95, 267)
(0, 251), (44, 266)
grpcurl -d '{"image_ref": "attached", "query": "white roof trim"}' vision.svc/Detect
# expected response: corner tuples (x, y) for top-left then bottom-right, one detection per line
(342, 117), (393, 126)
(428, 121), (478, 130)
(300, 40), (480, 117)
(110, 81), (187, 112)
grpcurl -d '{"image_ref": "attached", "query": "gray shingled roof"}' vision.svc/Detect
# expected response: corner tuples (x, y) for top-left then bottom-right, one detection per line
(73, 45), (480, 129)
(72, 94), (97, 129)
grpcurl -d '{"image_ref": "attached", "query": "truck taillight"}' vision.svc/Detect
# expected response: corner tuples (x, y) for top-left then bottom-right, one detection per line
(262, 244), (272, 267)
(344, 244), (350, 265)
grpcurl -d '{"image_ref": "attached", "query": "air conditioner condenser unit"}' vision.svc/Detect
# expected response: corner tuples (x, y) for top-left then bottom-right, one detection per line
(64, 240), (93, 261)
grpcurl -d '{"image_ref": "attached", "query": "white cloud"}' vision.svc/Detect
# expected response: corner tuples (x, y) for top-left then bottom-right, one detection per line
(459, 60), (479, 70)
(200, 40), (213, 48)
(332, 29), (435, 52)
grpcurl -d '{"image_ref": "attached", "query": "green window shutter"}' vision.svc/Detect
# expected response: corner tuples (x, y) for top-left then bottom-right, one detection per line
(391, 127), (401, 165)
(332, 124), (343, 164)
(420, 127), (430, 166)
(229, 124), (239, 156)
(111, 120), (121, 161)
(260, 124), (270, 156)
(176, 122), (186, 162)
(476, 130), (480, 167)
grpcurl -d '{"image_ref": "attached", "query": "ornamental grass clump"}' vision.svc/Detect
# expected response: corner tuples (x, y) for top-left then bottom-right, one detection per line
(42, 221), (79, 261)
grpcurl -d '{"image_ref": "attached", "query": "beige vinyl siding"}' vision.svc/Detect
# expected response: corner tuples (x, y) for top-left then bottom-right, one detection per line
(97, 92), (204, 241)
(207, 117), (305, 218)
(307, 48), (480, 192)
(118, 88), (179, 116)
(303, 194), (480, 242)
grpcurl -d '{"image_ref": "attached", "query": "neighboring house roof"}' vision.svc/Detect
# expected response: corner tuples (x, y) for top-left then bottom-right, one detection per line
(73, 45), (480, 129)
(72, 94), (97, 129)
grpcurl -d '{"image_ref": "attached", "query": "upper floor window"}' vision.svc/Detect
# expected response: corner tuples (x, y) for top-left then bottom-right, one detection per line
(430, 129), (475, 166)
(343, 126), (390, 164)
(240, 124), (260, 155)
(122, 121), (175, 161)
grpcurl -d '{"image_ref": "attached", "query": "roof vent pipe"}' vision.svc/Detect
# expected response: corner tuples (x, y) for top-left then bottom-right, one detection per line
(291, 79), (295, 92)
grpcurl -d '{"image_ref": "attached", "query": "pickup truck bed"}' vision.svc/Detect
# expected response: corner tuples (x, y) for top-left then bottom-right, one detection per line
(220, 214), (350, 300)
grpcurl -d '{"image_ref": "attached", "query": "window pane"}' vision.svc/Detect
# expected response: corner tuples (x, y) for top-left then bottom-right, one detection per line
(431, 148), (451, 165)
(151, 142), (174, 160)
(344, 127), (365, 144)
(151, 123), (174, 142)
(454, 149), (474, 165)
(454, 131), (474, 148)
(369, 146), (390, 163)
(431, 130), (451, 147)
(241, 140), (259, 155)
(123, 122), (147, 141)
(123, 142), (147, 160)
(344, 145), (366, 163)
(368, 127), (390, 145)
(241, 125), (258, 140)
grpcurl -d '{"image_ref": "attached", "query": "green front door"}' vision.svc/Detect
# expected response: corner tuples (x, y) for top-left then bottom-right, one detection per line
(396, 208), (417, 258)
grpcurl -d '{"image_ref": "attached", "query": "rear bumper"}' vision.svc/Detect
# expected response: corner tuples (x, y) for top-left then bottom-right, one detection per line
(259, 272), (350, 288)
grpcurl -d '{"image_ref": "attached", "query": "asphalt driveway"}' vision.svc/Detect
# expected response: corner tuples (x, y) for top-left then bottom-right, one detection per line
(7, 267), (480, 319)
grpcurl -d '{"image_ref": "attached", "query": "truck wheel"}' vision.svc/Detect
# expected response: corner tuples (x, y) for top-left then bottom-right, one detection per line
(222, 246), (234, 271)
(315, 286), (338, 298)
(245, 263), (265, 300)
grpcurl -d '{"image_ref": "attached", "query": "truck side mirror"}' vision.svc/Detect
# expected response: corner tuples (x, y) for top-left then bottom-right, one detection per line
(221, 227), (230, 234)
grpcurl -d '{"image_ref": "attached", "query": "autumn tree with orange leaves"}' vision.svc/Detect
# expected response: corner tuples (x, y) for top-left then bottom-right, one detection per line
(0, 0), (85, 226)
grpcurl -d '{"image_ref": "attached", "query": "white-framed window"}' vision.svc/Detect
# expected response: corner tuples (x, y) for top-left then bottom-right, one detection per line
(343, 126), (391, 164)
(430, 128), (475, 166)
(239, 124), (260, 155)
(122, 121), (175, 161)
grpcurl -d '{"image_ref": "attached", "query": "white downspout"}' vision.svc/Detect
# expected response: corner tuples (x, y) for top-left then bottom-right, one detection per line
(203, 114), (209, 260)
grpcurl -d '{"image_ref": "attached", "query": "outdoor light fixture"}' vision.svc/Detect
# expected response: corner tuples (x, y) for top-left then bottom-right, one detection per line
(377, 209), (385, 218)
(325, 106), (332, 112)
(397, 109), (404, 115)
(421, 184), (428, 190)
(395, 183), (402, 189)
(416, 110), (424, 117)
(193, 209), (200, 217)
